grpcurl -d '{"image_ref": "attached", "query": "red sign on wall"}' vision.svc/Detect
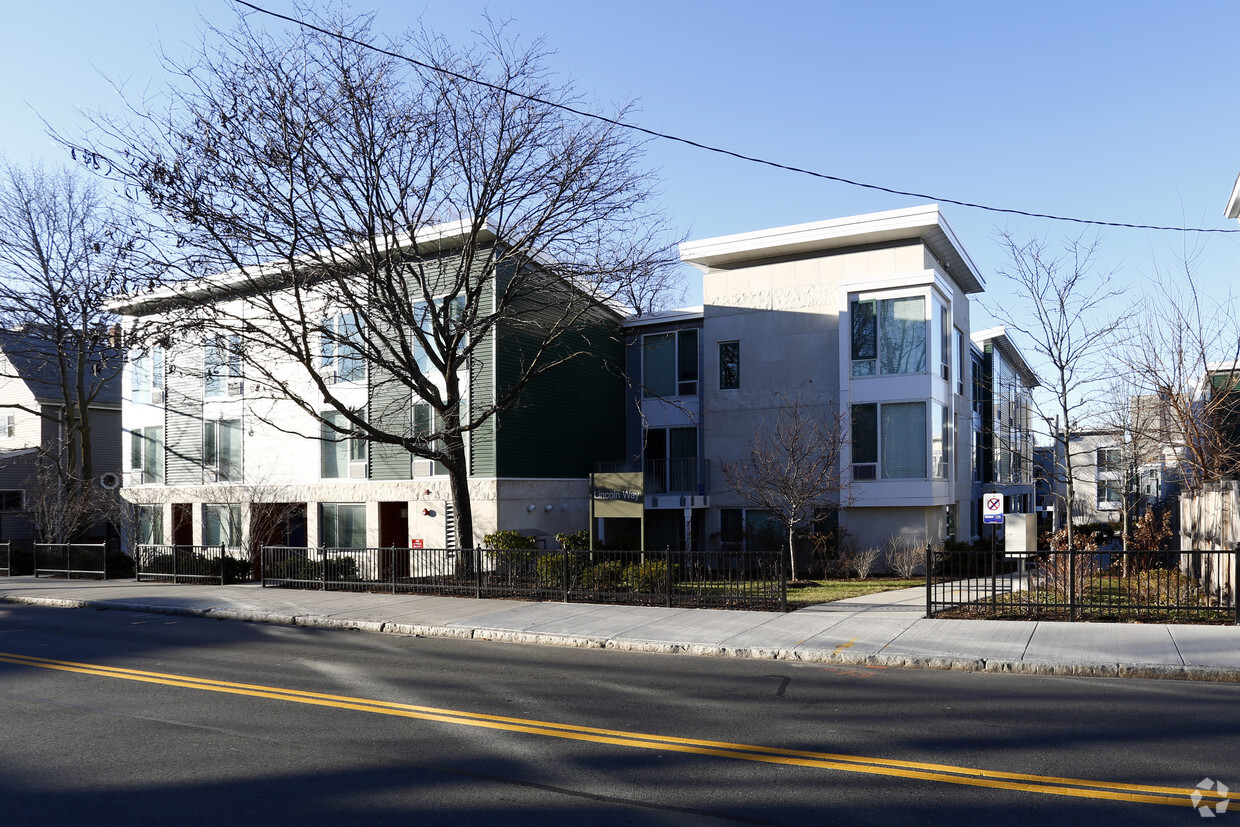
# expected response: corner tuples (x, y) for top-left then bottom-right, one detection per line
(411, 538), (424, 548)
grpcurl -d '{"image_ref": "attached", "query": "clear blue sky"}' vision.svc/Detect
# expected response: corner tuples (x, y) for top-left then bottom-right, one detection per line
(4, 1), (1239, 351)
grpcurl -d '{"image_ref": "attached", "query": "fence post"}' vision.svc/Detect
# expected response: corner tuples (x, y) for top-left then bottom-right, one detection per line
(665, 548), (672, 608)
(924, 543), (933, 618)
(1234, 543), (1239, 626)
(219, 544), (226, 585)
(779, 550), (787, 613)
(474, 548), (482, 599)
(562, 548), (570, 603)
(321, 548), (328, 591)
(1068, 545), (1077, 622)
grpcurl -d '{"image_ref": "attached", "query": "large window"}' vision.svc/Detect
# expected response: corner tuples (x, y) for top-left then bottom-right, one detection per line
(135, 505), (164, 545)
(204, 333), (242, 397)
(1097, 447), (1122, 473)
(719, 341), (740, 390)
(1097, 479), (1123, 507)
(130, 426), (164, 484)
(851, 402), (928, 479)
(320, 503), (366, 548)
(851, 296), (927, 376)
(931, 403), (950, 479)
(643, 329), (698, 398)
(203, 419), (242, 482)
(645, 426), (699, 493)
(321, 411), (366, 479)
(320, 314), (364, 383)
(0, 491), (22, 511)
(203, 504), (241, 549)
(131, 346), (164, 405)
(412, 297), (466, 375)
(719, 508), (781, 552)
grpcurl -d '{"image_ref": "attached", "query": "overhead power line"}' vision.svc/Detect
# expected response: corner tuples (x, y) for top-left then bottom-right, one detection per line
(236, 0), (1239, 235)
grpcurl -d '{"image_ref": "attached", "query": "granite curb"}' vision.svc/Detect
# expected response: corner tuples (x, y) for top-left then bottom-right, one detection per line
(6, 592), (1240, 684)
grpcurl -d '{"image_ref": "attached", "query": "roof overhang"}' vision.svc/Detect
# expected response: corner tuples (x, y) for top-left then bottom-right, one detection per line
(1227, 171), (1240, 220)
(678, 204), (985, 294)
(107, 219), (497, 316)
(971, 325), (1041, 388)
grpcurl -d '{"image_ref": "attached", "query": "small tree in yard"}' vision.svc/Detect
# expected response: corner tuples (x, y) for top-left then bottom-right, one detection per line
(721, 390), (851, 582)
(994, 232), (1131, 551)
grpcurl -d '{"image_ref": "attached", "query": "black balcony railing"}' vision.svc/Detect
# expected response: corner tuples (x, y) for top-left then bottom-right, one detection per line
(644, 458), (710, 496)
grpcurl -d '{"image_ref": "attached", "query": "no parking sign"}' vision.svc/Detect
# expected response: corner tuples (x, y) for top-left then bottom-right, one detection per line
(983, 495), (1004, 525)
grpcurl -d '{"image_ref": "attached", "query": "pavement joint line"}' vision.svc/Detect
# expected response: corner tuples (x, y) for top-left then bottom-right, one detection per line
(5, 590), (1240, 683)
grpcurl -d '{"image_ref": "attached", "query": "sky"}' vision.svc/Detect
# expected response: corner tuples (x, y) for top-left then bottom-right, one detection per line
(3, 1), (1239, 378)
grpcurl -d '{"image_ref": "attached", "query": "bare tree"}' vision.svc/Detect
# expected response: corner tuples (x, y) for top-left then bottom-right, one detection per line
(720, 390), (852, 581)
(0, 159), (150, 532)
(994, 232), (1131, 551)
(1118, 261), (1240, 493)
(77, 10), (678, 548)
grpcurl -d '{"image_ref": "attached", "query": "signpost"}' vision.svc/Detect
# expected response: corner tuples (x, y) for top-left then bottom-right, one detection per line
(983, 495), (1004, 526)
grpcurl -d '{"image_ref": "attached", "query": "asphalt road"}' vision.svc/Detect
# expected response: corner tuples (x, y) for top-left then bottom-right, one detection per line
(0, 601), (1236, 825)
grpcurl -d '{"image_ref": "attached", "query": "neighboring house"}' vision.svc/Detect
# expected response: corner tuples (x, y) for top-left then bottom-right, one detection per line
(1049, 430), (1125, 526)
(0, 329), (123, 544)
(969, 327), (1039, 539)
(606, 205), (985, 551)
(112, 222), (625, 553)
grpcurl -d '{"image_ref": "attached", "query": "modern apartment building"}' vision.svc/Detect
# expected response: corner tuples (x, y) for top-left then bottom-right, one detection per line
(612, 205), (989, 552)
(114, 221), (625, 554)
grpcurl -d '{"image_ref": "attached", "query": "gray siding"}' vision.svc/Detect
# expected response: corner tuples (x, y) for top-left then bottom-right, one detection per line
(165, 356), (203, 485)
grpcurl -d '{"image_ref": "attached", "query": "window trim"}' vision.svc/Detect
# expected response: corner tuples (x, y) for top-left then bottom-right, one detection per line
(718, 340), (740, 390)
(642, 328), (699, 399)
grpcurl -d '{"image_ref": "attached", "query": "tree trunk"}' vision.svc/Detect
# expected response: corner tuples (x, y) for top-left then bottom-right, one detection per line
(442, 428), (474, 575)
(787, 525), (798, 582)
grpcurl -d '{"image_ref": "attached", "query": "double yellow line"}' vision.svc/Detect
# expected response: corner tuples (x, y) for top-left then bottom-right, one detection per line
(0, 650), (1231, 809)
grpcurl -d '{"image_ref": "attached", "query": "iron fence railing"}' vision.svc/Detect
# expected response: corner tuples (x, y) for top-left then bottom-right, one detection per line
(926, 547), (1239, 623)
(34, 543), (109, 580)
(134, 544), (248, 585)
(261, 546), (786, 611)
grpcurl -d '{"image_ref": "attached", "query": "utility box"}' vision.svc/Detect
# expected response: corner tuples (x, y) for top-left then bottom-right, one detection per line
(1005, 514), (1037, 553)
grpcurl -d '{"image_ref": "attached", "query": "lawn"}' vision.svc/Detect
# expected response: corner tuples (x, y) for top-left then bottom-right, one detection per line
(786, 578), (924, 609)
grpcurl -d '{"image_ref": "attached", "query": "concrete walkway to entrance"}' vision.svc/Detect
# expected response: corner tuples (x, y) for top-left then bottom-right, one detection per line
(2, 575), (1238, 682)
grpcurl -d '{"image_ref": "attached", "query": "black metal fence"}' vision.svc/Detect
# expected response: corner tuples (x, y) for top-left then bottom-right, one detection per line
(0, 542), (9, 576)
(134, 544), (250, 585)
(926, 547), (1239, 623)
(34, 543), (109, 580)
(261, 546), (787, 611)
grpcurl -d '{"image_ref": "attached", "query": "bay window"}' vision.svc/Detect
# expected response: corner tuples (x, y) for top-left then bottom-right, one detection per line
(851, 401), (929, 480)
(851, 296), (927, 376)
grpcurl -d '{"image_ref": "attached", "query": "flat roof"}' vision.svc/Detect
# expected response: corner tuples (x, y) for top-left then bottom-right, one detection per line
(621, 306), (703, 328)
(678, 204), (985, 294)
(971, 325), (1041, 388)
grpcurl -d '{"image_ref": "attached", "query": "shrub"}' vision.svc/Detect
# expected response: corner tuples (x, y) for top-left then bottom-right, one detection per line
(535, 552), (587, 589)
(270, 555), (359, 583)
(555, 530), (591, 550)
(624, 560), (674, 593)
(840, 546), (882, 579)
(582, 559), (625, 590)
(484, 531), (538, 576)
(483, 530), (537, 550)
(886, 536), (925, 578)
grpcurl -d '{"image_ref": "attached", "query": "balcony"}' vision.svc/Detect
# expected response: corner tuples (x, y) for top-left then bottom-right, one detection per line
(644, 458), (710, 497)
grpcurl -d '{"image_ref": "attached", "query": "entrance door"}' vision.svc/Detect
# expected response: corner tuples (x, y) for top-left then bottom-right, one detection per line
(171, 503), (193, 546)
(378, 502), (409, 579)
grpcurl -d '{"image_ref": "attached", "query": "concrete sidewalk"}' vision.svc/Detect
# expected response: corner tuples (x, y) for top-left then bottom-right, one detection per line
(2, 575), (1239, 682)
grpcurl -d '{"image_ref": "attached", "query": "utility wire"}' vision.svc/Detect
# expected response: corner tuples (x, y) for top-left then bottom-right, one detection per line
(235, 0), (1239, 235)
